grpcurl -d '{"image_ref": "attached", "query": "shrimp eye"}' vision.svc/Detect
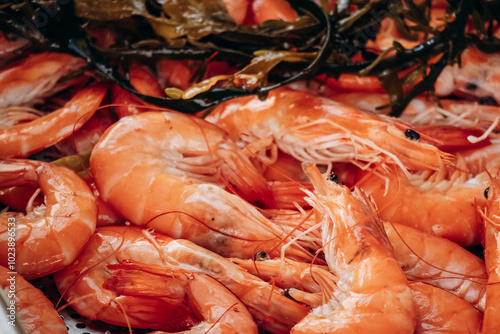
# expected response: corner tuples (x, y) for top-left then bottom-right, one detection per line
(254, 251), (270, 261)
(478, 96), (498, 106)
(284, 288), (299, 302)
(485, 187), (490, 199)
(404, 129), (420, 141)
(328, 173), (339, 184)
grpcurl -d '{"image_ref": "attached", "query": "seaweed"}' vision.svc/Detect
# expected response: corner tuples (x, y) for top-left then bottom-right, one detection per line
(1, 0), (499, 115)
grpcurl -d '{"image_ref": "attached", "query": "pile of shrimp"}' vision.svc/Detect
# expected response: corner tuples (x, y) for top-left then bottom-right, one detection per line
(1, 0), (500, 333)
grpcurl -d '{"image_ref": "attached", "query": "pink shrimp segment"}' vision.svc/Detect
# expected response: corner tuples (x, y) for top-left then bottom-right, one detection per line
(206, 87), (451, 172)
(0, 83), (107, 158)
(0, 266), (67, 334)
(54, 226), (309, 334)
(0, 159), (97, 279)
(291, 163), (415, 333)
(0, 52), (86, 109)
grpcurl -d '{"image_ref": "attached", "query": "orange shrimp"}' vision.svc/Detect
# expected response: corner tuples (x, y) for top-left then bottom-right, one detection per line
(366, 7), (449, 53)
(291, 163), (415, 333)
(0, 266), (67, 334)
(481, 172), (500, 333)
(0, 159), (97, 279)
(55, 106), (118, 156)
(250, 0), (298, 24)
(102, 261), (259, 333)
(385, 222), (487, 311)
(0, 84), (107, 158)
(129, 62), (164, 98)
(90, 111), (316, 260)
(456, 140), (500, 175)
(223, 0), (250, 25)
(410, 282), (482, 334)
(0, 52), (86, 109)
(206, 87), (451, 172)
(53, 226), (309, 334)
(437, 48), (500, 103)
(333, 91), (500, 131)
(352, 162), (489, 246)
(110, 85), (156, 118)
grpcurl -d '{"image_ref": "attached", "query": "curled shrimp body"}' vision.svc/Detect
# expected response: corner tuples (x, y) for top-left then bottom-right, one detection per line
(482, 174), (500, 333)
(385, 222), (487, 311)
(91, 111), (314, 260)
(0, 84), (107, 158)
(206, 87), (450, 172)
(0, 52), (85, 109)
(409, 282), (482, 334)
(0, 159), (97, 279)
(54, 226), (309, 334)
(291, 163), (415, 333)
(102, 261), (258, 334)
(0, 266), (67, 334)
(352, 162), (489, 246)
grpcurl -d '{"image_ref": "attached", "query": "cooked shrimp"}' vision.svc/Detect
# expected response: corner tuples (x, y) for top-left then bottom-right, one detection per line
(110, 85), (156, 118)
(102, 261), (259, 334)
(0, 52), (86, 109)
(90, 111), (317, 260)
(351, 161), (489, 246)
(205, 87), (451, 172)
(0, 265), (67, 334)
(55, 106), (117, 156)
(385, 222), (487, 311)
(223, 0), (250, 24)
(54, 226), (309, 334)
(291, 163), (415, 333)
(436, 48), (500, 103)
(456, 139), (500, 175)
(0, 84), (107, 158)
(0, 159), (97, 279)
(250, 0), (298, 24)
(129, 62), (164, 97)
(481, 172), (500, 333)
(410, 282), (482, 334)
(333, 92), (500, 130)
